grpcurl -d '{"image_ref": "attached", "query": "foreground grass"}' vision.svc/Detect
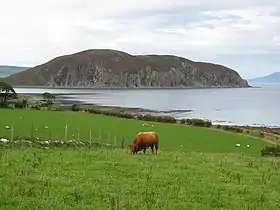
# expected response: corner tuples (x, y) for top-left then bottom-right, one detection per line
(1, 147), (280, 209)
(0, 109), (272, 155)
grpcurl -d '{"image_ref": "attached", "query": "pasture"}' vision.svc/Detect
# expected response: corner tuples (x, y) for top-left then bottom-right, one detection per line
(1, 148), (280, 209)
(0, 108), (272, 154)
(0, 108), (279, 209)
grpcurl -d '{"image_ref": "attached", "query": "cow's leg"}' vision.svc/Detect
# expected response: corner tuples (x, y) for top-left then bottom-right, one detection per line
(143, 147), (146, 154)
(150, 144), (154, 154)
(155, 143), (158, 155)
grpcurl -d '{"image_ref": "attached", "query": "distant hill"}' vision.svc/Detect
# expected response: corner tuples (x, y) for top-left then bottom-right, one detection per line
(0, 65), (29, 77)
(248, 72), (280, 84)
(3, 49), (250, 88)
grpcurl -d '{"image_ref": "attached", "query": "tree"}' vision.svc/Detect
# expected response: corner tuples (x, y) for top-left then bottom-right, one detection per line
(0, 81), (17, 107)
(42, 92), (56, 107)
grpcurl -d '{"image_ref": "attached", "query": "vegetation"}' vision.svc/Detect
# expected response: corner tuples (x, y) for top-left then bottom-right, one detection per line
(0, 81), (17, 107)
(181, 118), (212, 127)
(0, 148), (280, 209)
(0, 98), (279, 209)
(0, 84), (279, 146)
(0, 109), (272, 154)
(261, 145), (280, 157)
(42, 92), (56, 108)
(72, 104), (81, 112)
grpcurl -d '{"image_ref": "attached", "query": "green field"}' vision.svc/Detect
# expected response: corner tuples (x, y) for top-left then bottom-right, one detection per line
(0, 109), (279, 209)
(0, 109), (271, 154)
(1, 148), (280, 209)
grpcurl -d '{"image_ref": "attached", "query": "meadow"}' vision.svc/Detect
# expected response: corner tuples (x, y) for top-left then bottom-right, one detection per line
(1, 148), (280, 209)
(0, 108), (279, 209)
(0, 108), (272, 154)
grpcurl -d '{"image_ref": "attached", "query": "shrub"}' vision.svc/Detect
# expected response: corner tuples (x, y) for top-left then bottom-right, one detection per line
(30, 103), (41, 110)
(116, 112), (133, 119)
(185, 119), (192, 125)
(190, 119), (204, 126)
(189, 118), (212, 127)
(72, 104), (80, 112)
(259, 132), (265, 138)
(160, 116), (176, 123)
(222, 125), (243, 133)
(14, 98), (28, 109)
(180, 119), (186, 124)
(261, 145), (280, 157)
(204, 121), (212, 127)
(216, 124), (221, 129)
(86, 108), (176, 124)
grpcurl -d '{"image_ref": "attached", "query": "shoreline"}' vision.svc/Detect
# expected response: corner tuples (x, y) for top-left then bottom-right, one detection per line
(19, 93), (193, 115)
(13, 85), (255, 90)
(19, 92), (280, 130)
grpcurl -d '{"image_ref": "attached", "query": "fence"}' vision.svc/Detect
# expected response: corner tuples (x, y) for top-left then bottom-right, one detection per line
(0, 123), (128, 149)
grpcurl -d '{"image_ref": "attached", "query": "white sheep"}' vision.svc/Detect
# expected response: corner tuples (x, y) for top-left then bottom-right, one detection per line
(41, 140), (49, 145)
(0, 138), (9, 143)
(5, 126), (10, 129)
(246, 144), (250, 148)
(235, 143), (241, 147)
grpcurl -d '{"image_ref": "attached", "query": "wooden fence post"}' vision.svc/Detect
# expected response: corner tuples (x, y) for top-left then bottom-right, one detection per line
(99, 127), (102, 145)
(11, 125), (14, 141)
(77, 128), (80, 142)
(107, 132), (110, 147)
(121, 136), (125, 149)
(89, 129), (92, 144)
(31, 123), (34, 141)
(114, 135), (117, 147)
(64, 125), (68, 141)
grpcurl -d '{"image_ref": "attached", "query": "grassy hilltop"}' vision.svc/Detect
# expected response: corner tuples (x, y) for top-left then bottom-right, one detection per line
(0, 108), (280, 209)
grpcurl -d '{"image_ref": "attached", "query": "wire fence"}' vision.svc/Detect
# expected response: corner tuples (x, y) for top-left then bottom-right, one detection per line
(0, 124), (128, 149)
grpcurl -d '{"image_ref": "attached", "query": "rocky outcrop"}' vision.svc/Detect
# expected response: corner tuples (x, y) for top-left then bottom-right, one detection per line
(4, 49), (250, 88)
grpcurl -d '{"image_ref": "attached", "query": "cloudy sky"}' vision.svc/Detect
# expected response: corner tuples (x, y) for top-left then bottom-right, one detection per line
(1, 0), (280, 79)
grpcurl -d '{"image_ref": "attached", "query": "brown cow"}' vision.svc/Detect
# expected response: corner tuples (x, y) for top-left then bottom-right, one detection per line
(129, 132), (159, 155)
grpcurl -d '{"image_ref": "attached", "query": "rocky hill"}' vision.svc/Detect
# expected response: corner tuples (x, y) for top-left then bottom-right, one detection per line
(3, 49), (250, 88)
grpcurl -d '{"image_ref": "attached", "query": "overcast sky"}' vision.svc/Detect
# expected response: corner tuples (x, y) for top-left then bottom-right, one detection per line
(1, 0), (280, 79)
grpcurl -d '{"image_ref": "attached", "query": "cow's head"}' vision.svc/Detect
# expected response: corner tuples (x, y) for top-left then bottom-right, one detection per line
(129, 143), (137, 155)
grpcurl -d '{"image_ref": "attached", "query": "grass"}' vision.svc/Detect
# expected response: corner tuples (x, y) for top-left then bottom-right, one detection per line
(0, 109), (279, 209)
(1, 147), (280, 209)
(0, 108), (272, 154)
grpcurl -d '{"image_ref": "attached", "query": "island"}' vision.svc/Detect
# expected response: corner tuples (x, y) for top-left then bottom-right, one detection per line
(2, 49), (250, 88)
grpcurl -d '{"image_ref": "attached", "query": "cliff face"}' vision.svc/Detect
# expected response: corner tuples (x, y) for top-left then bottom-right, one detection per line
(4, 49), (250, 88)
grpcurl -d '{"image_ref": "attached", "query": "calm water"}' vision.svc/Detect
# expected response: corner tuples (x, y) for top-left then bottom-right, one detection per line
(14, 84), (280, 127)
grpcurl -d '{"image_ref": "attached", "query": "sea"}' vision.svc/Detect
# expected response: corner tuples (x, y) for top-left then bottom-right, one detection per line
(14, 83), (280, 128)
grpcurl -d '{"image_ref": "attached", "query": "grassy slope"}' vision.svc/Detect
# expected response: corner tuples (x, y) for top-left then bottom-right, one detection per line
(0, 109), (271, 154)
(0, 109), (279, 209)
(1, 148), (280, 209)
